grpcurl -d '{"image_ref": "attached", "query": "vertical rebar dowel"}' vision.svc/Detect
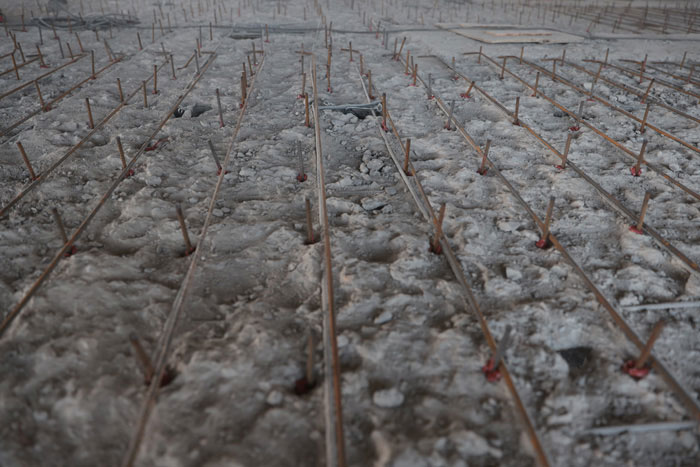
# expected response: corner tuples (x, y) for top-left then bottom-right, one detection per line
(142, 81), (148, 108)
(240, 72), (247, 107)
(11, 52), (20, 80)
(129, 333), (155, 384)
(431, 203), (447, 253)
(403, 138), (412, 175)
(17, 42), (26, 62)
(152, 65), (158, 94)
(640, 104), (650, 133)
(305, 198), (314, 244)
(381, 93), (388, 130)
(170, 54), (176, 79)
(116, 136), (127, 169)
(397, 37), (406, 61)
(175, 204), (195, 254)
(36, 45), (47, 67)
(367, 69), (374, 99)
(104, 40), (113, 62)
(85, 98), (94, 129)
(477, 140), (491, 175)
(633, 140), (647, 175)
(51, 208), (69, 244)
(208, 140), (224, 174)
(577, 100), (585, 124)
(635, 321), (664, 369)
(538, 197), (555, 246)
(445, 100), (455, 129)
(117, 78), (124, 103)
(462, 80), (475, 98)
(533, 72), (540, 97)
(635, 191), (652, 232)
(304, 93), (310, 127)
(513, 96), (520, 125)
(34, 80), (46, 111)
(73, 33), (83, 54)
(216, 89), (224, 127)
(17, 142), (37, 180)
(559, 133), (573, 169)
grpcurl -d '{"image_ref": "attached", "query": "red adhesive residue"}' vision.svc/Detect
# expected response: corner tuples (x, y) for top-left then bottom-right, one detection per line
(145, 137), (169, 151)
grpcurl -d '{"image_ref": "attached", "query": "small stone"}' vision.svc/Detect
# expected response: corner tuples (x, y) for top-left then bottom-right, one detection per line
(505, 267), (522, 280)
(266, 390), (283, 406)
(367, 159), (383, 171)
(212, 209), (224, 217)
(360, 162), (369, 174)
(362, 199), (387, 211)
(373, 388), (404, 408)
(145, 176), (162, 187)
(374, 311), (393, 324)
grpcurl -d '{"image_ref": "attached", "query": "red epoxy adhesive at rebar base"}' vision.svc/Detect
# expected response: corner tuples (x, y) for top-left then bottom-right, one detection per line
(535, 238), (552, 249)
(569, 125), (580, 132)
(296, 173), (307, 182)
(481, 358), (502, 382)
(294, 376), (315, 395)
(145, 137), (169, 151)
(630, 166), (642, 176)
(622, 360), (650, 379)
(64, 245), (78, 257)
(629, 225), (644, 234)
